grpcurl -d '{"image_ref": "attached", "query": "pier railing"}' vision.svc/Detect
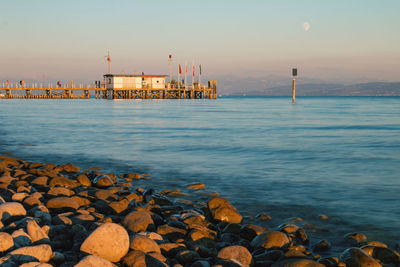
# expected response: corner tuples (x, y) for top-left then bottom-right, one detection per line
(0, 80), (217, 100)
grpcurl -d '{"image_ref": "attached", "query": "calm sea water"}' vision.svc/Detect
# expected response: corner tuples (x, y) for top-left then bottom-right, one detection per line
(1, 97), (399, 251)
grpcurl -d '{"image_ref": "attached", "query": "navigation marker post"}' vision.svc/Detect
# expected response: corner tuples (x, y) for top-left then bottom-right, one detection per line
(292, 68), (297, 103)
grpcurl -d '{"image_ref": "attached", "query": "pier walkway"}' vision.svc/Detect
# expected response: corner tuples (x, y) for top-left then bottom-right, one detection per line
(0, 81), (217, 100)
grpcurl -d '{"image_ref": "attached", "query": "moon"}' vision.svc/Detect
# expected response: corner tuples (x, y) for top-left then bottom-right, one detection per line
(302, 22), (311, 31)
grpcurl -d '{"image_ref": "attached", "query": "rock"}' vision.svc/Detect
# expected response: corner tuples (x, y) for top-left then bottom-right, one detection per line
(46, 197), (79, 211)
(123, 211), (155, 233)
(137, 232), (163, 241)
(318, 215), (329, 220)
(159, 243), (186, 257)
(207, 197), (242, 224)
(80, 222), (129, 262)
(93, 175), (114, 187)
(52, 215), (72, 225)
(340, 247), (382, 267)
(272, 258), (324, 267)
(187, 183), (206, 190)
(12, 192), (29, 202)
(77, 174), (92, 186)
(19, 262), (53, 267)
(157, 224), (187, 241)
(47, 187), (74, 197)
(256, 213), (272, 221)
(71, 214), (95, 224)
(0, 232), (14, 252)
(48, 177), (76, 188)
(109, 199), (130, 214)
(0, 202), (27, 222)
(251, 231), (290, 249)
(23, 196), (42, 208)
(295, 228), (309, 245)
(240, 224), (268, 241)
(217, 245), (252, 266)
(192, 260), (211, 267)
(12, 229), (32, 248)
(312, 239), (331, 252)
(26, 220), (49, 244)
(344, 232), (367, 244)
(361, 245), (400, 265)
(130, 235), (161, 253)
(30, 177), (48, 187)
(122, 250), (166, 267)
(75, 255), (117, 267)
(176, 249), (200, 264)
(55, 163), (80, 173)
(71, 196), (91, 207)
(10, 244), (52, 263)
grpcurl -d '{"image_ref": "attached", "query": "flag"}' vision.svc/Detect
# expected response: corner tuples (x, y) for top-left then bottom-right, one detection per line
(107, 56), (111, 62)
(193, 64), (195, 77)
(185, 63), (187, 75)
(169, 54), (172, 60)
(199, 64), (202, 75)
(179, 64), (182, 74)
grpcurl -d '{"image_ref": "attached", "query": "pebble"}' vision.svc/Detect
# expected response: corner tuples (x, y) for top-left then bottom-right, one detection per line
(80, 222), (129, 262)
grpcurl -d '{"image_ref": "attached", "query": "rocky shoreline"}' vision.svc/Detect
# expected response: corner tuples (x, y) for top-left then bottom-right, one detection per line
(0, 155), (399, 266)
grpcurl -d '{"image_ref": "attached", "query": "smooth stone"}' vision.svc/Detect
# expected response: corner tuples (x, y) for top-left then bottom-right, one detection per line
(52, 215), (72, 226)
(30, 177), (48, 187)
(312, 239), (331, 252)
(47, 187), (74, 197)
(109, 199), (130, 214)
(344, 233), (367, 244)
(26, 220), (49, 243)
(76, 174), (92, 186)
(176, 249), (200, 264)
(0, 202), (27, 221)
(122, 250), (166, 267)
(33, 211), (51, 225)
(340, 247), (382, 267)
(208, 197), (242, 224)
(159, 243), (186, 257)
(80, 222), (129, 262)
(256, 213), (272, 221)
(10, 244), (52, 263)
(361, 245), (400, 265)
(70, 196), (91, 207)
(277, 223), (299, 234)
(0, 232), (14, 252)
(123, 211), (155, 233)
(12, 192), (29, 202)
(12, 229), (32, 248)
(217, 245), (252, 266)
(48, 177), (77, 188)
(157, 224), (187, 241)
(251, 231), (290, 249)
(46, 197), (79, 211)
(75, 255), (117, 267)
(137, 232), (163, 241)
(19, 262), (53, 267)
(272, 258), (324, 267)
(130, 235), (161, 253)
(55, 163), (80, 173)
(186, 183), (206, 190)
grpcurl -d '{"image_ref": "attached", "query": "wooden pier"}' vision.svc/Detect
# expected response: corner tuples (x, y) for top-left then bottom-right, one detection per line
(0, 80), (217, 100)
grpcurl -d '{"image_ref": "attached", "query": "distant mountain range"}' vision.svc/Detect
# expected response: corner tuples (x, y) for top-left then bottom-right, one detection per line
(217, 75), (400, 96)
(243, 82), (400, 96)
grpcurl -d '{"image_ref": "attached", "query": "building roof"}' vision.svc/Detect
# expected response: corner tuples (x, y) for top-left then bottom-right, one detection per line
(103, 74), (167, 78)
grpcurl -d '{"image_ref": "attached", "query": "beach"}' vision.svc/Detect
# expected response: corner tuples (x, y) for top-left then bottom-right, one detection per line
(1, 155), (399, 266)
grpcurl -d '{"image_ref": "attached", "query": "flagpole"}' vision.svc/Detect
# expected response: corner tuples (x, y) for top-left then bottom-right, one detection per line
(199, 64), (201, 86)
(185, 61), (187, 89)
(192, 61), (194, 88)
(169, 54), (172, 84)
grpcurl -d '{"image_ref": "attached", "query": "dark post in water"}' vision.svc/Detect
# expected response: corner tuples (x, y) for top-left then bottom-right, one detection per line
(292, 68), (297, 103)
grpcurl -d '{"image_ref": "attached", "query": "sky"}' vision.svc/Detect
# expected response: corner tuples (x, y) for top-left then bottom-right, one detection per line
(1, 0), (399, 85)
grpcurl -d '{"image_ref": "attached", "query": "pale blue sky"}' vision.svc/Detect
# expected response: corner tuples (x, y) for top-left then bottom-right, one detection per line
(1, 0), (399, 83)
